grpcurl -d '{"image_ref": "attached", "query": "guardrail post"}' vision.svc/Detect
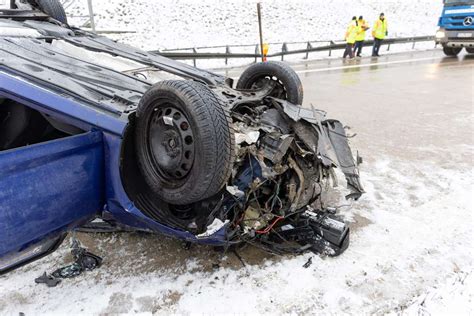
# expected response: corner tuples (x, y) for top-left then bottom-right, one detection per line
(257, 3), (265, 62)
(281, 43), (288, 61)
(387, 43), (391, 51)
(192, 48), (197, 67)
(412, 40), (416, 49)
(255, 44), (259, 63)
(305, 42), (312, 59)
(225, 45), (230, 65)
(329, 41), (333, 57)
(87, 0), (96, 32)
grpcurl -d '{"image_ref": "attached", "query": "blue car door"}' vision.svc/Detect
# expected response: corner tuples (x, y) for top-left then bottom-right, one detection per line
(0, 131), (104, 274)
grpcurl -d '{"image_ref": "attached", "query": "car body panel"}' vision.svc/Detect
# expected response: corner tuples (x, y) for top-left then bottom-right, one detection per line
(0, 131), (104, 273)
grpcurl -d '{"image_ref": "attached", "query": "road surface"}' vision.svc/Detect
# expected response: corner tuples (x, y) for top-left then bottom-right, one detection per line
(1, 49), (473, 315)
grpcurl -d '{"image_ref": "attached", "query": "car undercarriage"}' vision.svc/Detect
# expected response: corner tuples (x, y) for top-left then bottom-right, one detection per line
(0, 10), (364, 269)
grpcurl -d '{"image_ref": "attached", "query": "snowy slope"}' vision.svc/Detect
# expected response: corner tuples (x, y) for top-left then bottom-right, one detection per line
(65, 0), (442, 51)
(0, 156), (471, 314)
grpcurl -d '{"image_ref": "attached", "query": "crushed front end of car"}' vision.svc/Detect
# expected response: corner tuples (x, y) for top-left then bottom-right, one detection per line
(194, 98), (364, 256)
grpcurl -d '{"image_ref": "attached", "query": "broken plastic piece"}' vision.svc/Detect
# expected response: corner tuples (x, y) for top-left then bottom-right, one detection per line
(226, 185), (245, 199)
(51, 239), (102, 279)
(197, 219), (229, 238)
(303, 257), (313, 268)
(260, 134), (294, 163)
(52, 263), (82, 279)
(235, 131), (260, 145)
(35, 272), (61, 288)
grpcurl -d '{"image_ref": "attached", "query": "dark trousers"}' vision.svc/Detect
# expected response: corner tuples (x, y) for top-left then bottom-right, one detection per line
(372, 38), (383, 56)
(343, 43), (355, 58)
(354, 41), (364, 56)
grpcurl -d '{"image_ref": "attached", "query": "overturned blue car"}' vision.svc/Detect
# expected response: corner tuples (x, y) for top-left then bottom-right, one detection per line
(0, 0), (364, 275)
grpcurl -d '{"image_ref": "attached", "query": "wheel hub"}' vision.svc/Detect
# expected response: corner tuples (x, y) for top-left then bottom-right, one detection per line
(148, 106), (195, 180)
(252, 76), (288, 100)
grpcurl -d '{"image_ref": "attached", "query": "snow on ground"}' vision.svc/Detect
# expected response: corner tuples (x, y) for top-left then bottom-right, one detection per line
(402, 271), (473, 315)
(62, 0), (443, 68)
(65, 0), (442, 50)
(0, 150), (472, 314)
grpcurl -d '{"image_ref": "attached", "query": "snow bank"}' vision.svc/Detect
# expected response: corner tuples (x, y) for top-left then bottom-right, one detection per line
(66, 0), (442, 51)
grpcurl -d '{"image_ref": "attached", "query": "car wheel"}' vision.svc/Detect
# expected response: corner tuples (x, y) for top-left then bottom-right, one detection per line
(236, 61), (304, 105)
(466, 48), (474, 54)
(135, 80), (235, 205)
(36, 0), (68, 24)
(443, 46), (462, 57)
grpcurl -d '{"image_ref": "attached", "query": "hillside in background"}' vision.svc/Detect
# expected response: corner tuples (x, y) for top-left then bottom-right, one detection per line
(66, 0), (442, 50)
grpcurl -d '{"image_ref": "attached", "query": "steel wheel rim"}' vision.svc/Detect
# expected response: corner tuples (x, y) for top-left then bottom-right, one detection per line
(148, 104), (195, 181)
(251, 75), (288, 100)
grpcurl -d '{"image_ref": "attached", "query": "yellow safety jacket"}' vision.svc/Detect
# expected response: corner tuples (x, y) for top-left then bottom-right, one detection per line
(345, 21), (358, 44)
(356, 19), (368, 41)
(373, 19), (388, 40)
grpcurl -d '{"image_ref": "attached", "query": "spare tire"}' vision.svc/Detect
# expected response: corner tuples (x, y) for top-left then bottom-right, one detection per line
(36, 0), (68, 24)
(236, 61), (304, 105)
(135, 80), (235, 205)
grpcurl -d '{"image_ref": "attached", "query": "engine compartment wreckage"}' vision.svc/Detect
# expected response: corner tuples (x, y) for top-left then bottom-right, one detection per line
(0, 11), (363, 274)
(220, 99), (364, 255)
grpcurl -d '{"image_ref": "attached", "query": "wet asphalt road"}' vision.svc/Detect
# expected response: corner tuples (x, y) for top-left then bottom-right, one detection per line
(222, 49), (474, 165)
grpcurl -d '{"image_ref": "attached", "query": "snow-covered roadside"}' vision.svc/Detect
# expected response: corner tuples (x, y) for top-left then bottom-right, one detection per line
(62, 0), (442, 69)
(0, 155), (472, 314)
(401, 271), (472, 315)
(65, 0), (442, 51)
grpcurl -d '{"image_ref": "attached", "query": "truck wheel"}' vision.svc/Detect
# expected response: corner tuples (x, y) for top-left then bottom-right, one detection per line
(36, 0), (68, 24)
(135, 80), (235, 205)
(443, 46), (462, 57)
(466, 48), (474, 54)
(237, 61), (304, 105)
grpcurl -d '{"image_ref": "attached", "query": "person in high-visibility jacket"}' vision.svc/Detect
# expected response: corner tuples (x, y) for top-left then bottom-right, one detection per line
(372, 13), (388, 57)
(343, 17), (358, 59)
(353, 16), (370, 57)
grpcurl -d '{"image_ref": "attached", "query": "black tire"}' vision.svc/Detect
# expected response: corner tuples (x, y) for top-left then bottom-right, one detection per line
(236, 61), (304, 105)
(466, 48), (474, 54)
(135, 80), (235, 205)
(443, 46), (462, 57)
(36, 0), (68, 24)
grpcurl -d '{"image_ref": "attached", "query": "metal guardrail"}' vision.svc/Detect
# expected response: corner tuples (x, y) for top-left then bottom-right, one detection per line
(152, 36), (435, 66)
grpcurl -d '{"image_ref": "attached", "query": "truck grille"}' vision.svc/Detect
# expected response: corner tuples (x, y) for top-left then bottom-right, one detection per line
(442, 16), (474, 29)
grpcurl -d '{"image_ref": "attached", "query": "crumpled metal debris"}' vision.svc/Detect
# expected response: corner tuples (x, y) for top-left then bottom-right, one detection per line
(35, 239), (102, 287)
(210, 96), (364, 256)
